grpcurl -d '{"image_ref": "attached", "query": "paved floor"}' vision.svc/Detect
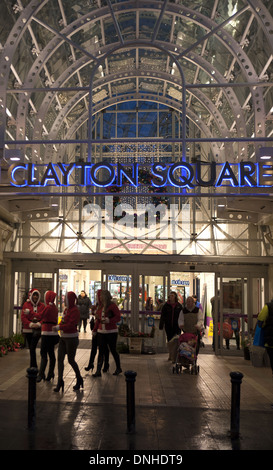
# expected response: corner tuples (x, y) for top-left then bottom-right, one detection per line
(0, 331), (273, 457)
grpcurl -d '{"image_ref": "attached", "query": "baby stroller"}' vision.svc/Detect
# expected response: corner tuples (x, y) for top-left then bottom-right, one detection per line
(173, 332), (200, 375)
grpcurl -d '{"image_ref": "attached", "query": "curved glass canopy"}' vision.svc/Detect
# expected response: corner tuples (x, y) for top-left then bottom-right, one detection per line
(0, 0), (273, 257)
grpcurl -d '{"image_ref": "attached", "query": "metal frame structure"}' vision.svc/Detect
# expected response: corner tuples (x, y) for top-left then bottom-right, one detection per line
(0, 0), (273, 258)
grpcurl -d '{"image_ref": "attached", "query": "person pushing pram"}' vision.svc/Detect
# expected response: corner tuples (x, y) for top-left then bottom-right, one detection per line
(173, 296), (204, 374)
(179, 296), (204, 336)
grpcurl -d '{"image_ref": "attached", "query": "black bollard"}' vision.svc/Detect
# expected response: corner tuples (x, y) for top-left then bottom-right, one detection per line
(124, 370), (137, 434)
(27, 367), (38, 429)
(230, 371), (244, 440)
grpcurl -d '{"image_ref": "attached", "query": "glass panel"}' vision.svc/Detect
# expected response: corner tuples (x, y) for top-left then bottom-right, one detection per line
(170, 272), (190, 305)
(58, 269), (101, 311)
(215, 277), (248, 355)
(140, 275), (166, 312)
(252, 277), (264, 317)
(30, 272), (53, 302)
(250, 277), (265, 333)
(107, 274), (131, 310)
(13, 271), (28, 335)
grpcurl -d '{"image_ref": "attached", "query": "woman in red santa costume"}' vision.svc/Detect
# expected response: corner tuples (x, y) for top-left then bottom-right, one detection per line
(36, 291), (59, 383)
(21, 288), (45, 368)
(52, 291), (83, 392)
(92, 289), (122, 377)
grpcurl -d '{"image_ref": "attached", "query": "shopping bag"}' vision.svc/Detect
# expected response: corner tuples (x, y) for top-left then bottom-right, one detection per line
(253, 325), (265, 347)
(167, 335), (179, 362)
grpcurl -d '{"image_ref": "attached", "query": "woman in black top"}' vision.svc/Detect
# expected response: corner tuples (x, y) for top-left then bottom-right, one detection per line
(159, 292), (182, 341)
(78, 290), (91, 332)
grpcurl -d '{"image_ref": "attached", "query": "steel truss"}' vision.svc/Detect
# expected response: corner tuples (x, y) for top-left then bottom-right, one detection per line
(0, 0), (273, 257)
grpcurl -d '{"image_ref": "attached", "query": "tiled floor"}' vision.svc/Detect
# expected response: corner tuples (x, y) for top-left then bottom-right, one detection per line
(0, 332), (273, 452)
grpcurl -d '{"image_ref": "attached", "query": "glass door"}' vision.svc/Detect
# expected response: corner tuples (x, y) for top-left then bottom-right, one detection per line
(139, 274), (168, 312)
(247, 275), (266, 345)
(107, 274), (132, 310)
(214, 276), (247, 355)
(58, 268), (102, 310)
(13, 270), (28, 334)
(30, 272), (54, 301)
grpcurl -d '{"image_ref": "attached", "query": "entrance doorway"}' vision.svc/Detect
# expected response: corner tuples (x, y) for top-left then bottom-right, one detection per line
(11, 259), (268, 357)
(213, 274), (266, 355)
(58, 268), (101, 308)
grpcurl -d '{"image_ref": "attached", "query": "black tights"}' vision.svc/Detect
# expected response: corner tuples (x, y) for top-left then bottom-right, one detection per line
(57, 337), (81, 380)
(96, 332), (121, 372)
(39, 335), (59, 376)
(86, 333), (109, 369)
(24, 332), (41, 368)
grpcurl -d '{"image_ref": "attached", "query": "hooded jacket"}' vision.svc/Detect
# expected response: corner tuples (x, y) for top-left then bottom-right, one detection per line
(57, 291), (80, 338)
(93, 291), (121, 334)
(36, 291), (59, 336)
(21, 289), (45, 333)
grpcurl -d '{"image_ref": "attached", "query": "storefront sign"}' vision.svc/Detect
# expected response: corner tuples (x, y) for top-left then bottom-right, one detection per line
(108, 275), (128, 282)
(171, 280), (190, 285)
(9, 160), (273, 189)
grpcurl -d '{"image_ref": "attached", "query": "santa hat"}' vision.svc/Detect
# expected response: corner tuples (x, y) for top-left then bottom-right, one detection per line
(65, 291), (77, 309)
(44, 290), (57, 305)
(28, 288), (41, 305)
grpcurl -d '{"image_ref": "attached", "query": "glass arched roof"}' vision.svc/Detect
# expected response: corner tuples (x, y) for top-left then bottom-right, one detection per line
(1, 0), (273, 257)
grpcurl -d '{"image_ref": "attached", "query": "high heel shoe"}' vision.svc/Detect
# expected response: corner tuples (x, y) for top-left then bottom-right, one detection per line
(102, 365), (109, 373)
(73, 377), (84, 390)
(53, 379), (64, 392)
(92, 371), (101, 377)
(84, 364), (94, 372)
(113, 368), (122, 376)
(36, 373), (45, 383)
(45, 372), (55, 381)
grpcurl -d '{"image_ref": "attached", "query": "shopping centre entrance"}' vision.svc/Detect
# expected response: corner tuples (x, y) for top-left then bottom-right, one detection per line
(10, 255), (268, 356)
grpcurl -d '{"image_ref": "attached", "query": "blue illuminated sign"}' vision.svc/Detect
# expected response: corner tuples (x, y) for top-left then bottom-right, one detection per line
(9, 161), (273, 189)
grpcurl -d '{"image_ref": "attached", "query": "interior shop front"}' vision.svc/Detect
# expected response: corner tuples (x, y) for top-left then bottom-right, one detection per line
(11, 259), (268, 356)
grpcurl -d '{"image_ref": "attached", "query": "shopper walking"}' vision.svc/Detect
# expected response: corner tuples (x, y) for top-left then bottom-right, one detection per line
(78, 290), (91, 332)
(92, 289), (122, 377)
(210, 291), (220, 351)
(257, 299), (273, 377)
(179, 296), (204, 334)
(159, 291), (183, 361)
(85, 290), (109, 372)
(145, 297), (154, 311)
(159, 292), (182, 341)
(21, 288), (45, 368)
(36, 291), (59, 382)
(52, 291), (83, 392)
(178, 296), (204, 361)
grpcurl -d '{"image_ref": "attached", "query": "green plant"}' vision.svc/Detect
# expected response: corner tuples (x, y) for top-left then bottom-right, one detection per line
(11, 333), (25, 347)
(0, 334), (23, 357)
(118, 323), (155, 338)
